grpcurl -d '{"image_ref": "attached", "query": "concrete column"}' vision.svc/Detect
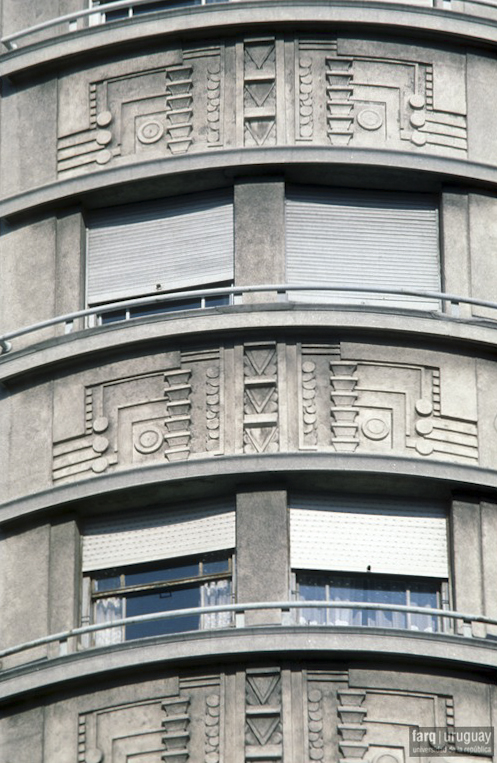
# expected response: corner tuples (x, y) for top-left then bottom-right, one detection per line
(236, 489), (289, 624)
(48, 516), (81, 656)
(440, 189), (471, 318)
(451, 497), (484, 636)
(481, 501), (497, 635)
(234, 179), (285, 302)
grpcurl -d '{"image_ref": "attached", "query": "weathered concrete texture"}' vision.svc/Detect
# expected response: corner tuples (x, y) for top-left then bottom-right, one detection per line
(0, 706), (44, 763)
(452, 498), (484, 634)
(235, 180), (285, 286)
(236, 489), (289, 623)
(1, 662), (496, 763)
(0, 216), (56, 338)
(469, 192), (497, 319)
(0, 77), (57, 197)
(5, 380), (53, 502)
(0, 523), (50, 664)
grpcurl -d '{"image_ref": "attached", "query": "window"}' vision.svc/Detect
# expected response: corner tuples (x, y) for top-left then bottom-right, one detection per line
(86, 190), (234, 322)
(290, 494), (449, 632)
(295, 571), (446, 632)
(285, 187), (440, 310)
(90, 552), (233, 644)
(81, 501), (236, 645)
(90, 1), (224, 24)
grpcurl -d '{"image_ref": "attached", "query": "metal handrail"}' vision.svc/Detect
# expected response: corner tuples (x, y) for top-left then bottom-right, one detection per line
(0, 282), (496, 356)
(6, 0), (497, 51)
(0, 0), (226, 50)
(0, 600), (495, 664)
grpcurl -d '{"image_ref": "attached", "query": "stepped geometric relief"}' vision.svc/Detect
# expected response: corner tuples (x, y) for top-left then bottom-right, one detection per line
(245, 668), (283, 762)
(330, 359), (360, 452)
(298, 343), (478, 463)
(78, 697), (167, 763)
(243, 39), (277, 147)
(326, 58), (355, 146)
(51, 355), (213, 481)
(337, 689), (368, 763)
(57, 45), (223, 177)
(294, 39), (467, 157)
(165, 65), (194, 155)
(164, 368), (193, 462)
(162, 696), (191, 763)
(243, 343), (279, 454)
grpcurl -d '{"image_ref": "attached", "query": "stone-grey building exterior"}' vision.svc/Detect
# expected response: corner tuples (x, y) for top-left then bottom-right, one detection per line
(2, 1), (497, 761)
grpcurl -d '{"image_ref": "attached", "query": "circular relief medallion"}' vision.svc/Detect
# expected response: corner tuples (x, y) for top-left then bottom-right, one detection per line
(86, 750), (104, 763)
(137, 120), (164, 144)
(409, 93), (425, 110)
(357, 108), (383, 131)
(96, 110), (112, 127)
(362, 417), (389, 440)
(135, 426), (163, 454)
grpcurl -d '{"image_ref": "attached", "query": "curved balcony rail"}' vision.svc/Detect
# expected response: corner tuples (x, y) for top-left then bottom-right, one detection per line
(0, 600), (495, 668)
(3, 0), (497, 52)
(0, 0), (227, 51)
(0, 283), (496, 356)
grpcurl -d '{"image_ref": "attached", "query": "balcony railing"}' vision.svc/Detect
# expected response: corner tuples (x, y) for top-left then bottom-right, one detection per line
(0, 600), (495, 668)
(3, 0), (497, 52)
(0, 283), (496, 356)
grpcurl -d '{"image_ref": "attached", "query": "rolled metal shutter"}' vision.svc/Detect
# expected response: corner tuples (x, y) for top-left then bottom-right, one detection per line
(285, 188), (440, 310)
(87, 189), (234, 304)
(290, 495), (448, 578)
(82, 501), (236, 572)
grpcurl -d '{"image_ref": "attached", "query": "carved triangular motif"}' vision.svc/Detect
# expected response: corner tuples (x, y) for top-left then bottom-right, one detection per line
(246, 716), (280, 746)
(244, 426), (277, 454)
(245, 43), (274, 70)
(247, 673), (280, 704)
(245, 387), (275, 415)
(245, 119), (275, 147)
(245, 348), (275, 376)
(245, 81), (275, 108)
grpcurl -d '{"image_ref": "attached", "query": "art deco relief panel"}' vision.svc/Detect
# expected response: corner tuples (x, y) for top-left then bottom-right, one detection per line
(70, 666), (493, 763)
(51, 339), (479, 483)
(56, 34), (467, 177)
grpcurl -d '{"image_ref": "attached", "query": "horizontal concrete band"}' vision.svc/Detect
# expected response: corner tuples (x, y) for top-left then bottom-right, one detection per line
(3, 148), (497, 220)
(2, 0), (497, 79)
(2, 304), (497, 385)
(1, 452), (497, 526)
(1, 626), (496, 704)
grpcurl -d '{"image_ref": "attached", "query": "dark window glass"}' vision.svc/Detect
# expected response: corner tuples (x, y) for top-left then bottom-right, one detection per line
(125, 584), (201, 639)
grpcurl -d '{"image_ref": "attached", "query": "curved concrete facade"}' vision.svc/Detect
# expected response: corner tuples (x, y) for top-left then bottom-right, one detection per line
(3, 2), (497, 762)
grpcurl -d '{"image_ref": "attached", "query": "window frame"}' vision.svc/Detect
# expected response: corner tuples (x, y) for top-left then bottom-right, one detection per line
(83, 551), (235, 645)
(292, 569), (450, 633)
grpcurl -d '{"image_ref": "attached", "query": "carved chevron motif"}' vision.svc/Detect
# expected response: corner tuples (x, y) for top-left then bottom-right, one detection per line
(246, 672), (281, 705)
(245, 668), (283, 761)
(243, 344), (279, 454)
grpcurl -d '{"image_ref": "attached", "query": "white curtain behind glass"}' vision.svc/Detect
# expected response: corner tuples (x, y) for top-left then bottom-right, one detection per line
(94, 597), (125, 646)
(200, 579), (232, 629)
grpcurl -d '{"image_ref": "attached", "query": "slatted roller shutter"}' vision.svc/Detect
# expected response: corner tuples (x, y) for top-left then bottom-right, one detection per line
(290, 495), (448, 578)
(285, 188), (440, 310)
(87, 190), (234, 304)
(82, 501), (236, 572)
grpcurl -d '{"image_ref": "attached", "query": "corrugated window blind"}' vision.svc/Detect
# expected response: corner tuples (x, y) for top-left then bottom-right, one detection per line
(285, 187), (440, 310)
(87, 189), (234, 304)
(290, 495), (448, 578)
(82, 501), (236, 572)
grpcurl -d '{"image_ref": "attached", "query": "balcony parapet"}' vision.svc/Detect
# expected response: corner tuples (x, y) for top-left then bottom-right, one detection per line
(4, 0), (497, 56)
(2, 600), (497, 704)
(4, 0), (497, 80)
(1, 284), (497, 360)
